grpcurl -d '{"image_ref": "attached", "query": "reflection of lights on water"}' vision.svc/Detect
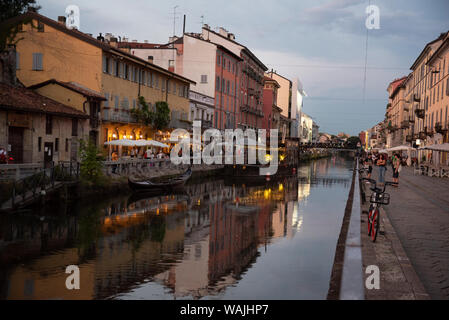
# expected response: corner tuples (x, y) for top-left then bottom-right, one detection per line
(298, 183), (311, 201)
(279, 183), (284, 192)
(264, 189), (271, 199)
(292, 205), (303, 232)
(156, 208), (160, 215)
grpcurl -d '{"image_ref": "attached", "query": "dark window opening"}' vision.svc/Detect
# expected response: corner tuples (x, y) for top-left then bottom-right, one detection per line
(72, 118), (78, 136)
(45, 115), (52, 135)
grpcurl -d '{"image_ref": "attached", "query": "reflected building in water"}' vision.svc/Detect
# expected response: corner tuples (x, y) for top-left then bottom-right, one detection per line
(1, 174), (307, 300)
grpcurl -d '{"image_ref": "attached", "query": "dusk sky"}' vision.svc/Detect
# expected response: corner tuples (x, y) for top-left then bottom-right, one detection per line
(37, 0), (449, 136)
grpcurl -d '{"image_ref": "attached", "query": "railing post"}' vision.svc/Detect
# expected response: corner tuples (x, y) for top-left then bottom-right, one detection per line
(52, 161), (55, 188)
(12, 180), (16, 208)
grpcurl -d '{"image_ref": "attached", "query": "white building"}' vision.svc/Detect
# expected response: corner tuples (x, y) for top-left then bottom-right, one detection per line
(291, 78), (306, 139)
(189, 90), (214, 129)
(300, 112), (313, 143)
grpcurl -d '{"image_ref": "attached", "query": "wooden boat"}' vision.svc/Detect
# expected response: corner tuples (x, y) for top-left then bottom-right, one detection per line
(128, 167), (192, 192)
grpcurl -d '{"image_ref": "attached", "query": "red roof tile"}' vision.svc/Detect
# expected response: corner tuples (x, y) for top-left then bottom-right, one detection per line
(28, 79), (106, 100)
(0, 83), (88, 118)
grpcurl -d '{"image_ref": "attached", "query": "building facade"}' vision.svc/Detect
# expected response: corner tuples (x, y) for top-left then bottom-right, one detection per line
(10, 11), (194, 149)
(262, 76), (281, 131)
(265, 71), (305, 138)
(0, 82), (89, 165)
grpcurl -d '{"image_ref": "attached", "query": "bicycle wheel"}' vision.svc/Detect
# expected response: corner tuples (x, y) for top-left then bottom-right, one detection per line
(371, 209), (380, 242)
(367, 205), (376, 235)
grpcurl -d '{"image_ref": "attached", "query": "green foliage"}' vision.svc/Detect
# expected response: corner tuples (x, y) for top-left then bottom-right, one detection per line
(153, 101), (170, 131)
(79, 140), (104, 183)
(0, 0), (40, 51)
(345, 136), (361, 149)
(130, 96), (153, 126)
(130, 97), (170, 131)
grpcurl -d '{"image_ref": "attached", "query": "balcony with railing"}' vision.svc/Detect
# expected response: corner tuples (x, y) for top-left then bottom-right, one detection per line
(414, 108), (425, 119)
(241, 105), (264, 117)
(435, 122), (448, 135)
(102, 108), (135, 123)
(401, 120), (409, 129)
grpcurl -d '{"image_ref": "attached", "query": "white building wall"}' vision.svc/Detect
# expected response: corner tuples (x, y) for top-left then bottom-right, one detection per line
(182, 35), (216, 98)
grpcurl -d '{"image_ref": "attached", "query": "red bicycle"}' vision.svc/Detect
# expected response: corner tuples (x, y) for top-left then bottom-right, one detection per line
(362, 178), (395, 242)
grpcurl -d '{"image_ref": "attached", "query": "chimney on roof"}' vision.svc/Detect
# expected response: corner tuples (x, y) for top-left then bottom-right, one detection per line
(58, 16), (66, 25)
(123, 37), (129, 42)
(148, 56), (154, 64)
(97, 33), (105, 42)
(219, 27), (228, 38)
(110, 37), (118, 48)
(132, 40), (138, 43)
(228, 33), (235, 40)
(203, 24), (210, 30)
(105, 33), (113, 41)
(144, 40), (149, 43)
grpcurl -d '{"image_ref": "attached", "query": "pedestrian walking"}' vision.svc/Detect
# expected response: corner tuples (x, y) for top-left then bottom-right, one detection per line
(377, 153), (387, 184)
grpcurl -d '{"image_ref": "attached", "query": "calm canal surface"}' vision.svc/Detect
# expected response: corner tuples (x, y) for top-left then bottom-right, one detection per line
(0, 156), (354, 300)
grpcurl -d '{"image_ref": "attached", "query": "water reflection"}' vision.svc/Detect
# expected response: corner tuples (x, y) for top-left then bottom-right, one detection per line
(0, 156), (353, 300)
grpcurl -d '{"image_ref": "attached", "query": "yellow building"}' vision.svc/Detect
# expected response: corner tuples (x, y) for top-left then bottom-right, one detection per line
(9, 11), (195, 149)
(385, 76), (408, 148)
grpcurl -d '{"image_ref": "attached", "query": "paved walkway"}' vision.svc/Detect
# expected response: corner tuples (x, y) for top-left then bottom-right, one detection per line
(372, 165), (449, 300)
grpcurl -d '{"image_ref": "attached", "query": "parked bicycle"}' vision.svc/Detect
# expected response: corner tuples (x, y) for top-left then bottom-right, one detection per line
(361, 178), (396, 242)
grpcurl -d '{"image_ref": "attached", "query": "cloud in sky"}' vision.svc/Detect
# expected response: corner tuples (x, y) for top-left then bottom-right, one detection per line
(36, 0), (449, 135)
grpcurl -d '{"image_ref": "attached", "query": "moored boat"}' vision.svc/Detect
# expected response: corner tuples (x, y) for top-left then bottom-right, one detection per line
(128, 167), (192, 192)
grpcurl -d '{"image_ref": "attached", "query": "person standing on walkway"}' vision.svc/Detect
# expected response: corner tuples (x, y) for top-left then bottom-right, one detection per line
(377, 153), (387, 184)
(367, 154), (373, 179)
(392, 153), (401, 186)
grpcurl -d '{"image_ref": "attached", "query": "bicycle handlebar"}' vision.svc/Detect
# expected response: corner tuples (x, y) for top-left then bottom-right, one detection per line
(361, 178), (397, 193)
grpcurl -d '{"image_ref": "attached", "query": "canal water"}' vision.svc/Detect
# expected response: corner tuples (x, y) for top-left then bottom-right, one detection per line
(0, 155), (353, 300)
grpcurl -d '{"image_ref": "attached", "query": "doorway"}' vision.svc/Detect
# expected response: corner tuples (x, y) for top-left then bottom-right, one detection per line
(44, 142), (53, 168)
(8, 126), (24, 163)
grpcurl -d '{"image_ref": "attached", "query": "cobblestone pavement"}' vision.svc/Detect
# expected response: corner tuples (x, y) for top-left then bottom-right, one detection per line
(360, 179), (429, 300)
(371, 165), (449, 300)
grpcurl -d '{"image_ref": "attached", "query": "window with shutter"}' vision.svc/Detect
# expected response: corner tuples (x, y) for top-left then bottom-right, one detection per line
(103, 56), (107, 73)
(37, 21), (44, 32)
(32, 53), (43, 70)
(104, 93), (109, 107)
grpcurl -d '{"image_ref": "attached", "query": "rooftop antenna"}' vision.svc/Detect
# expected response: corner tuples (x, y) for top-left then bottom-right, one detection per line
(171, 5), (180, 64)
